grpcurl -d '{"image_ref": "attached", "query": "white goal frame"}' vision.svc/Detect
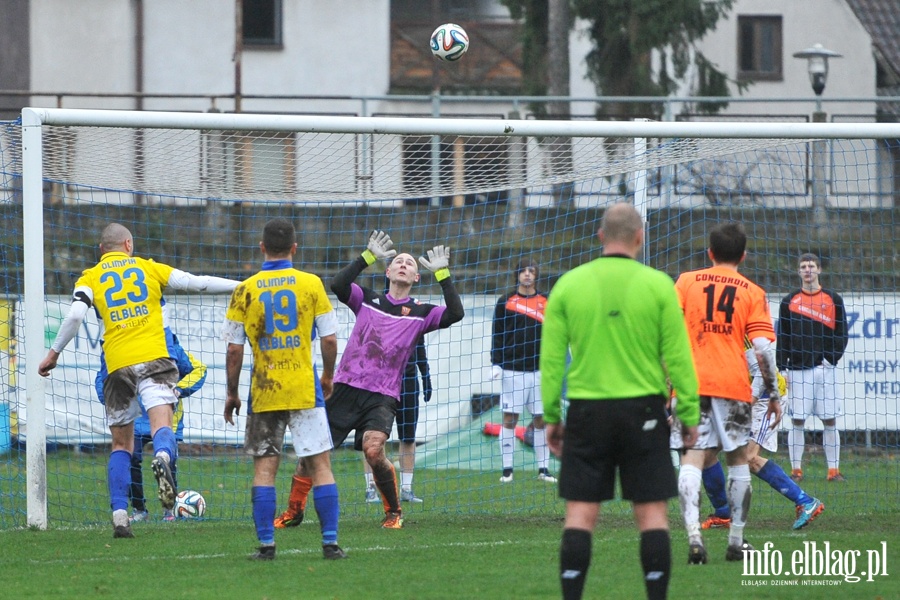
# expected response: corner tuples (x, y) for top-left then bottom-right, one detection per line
(20, 107), (900, 528)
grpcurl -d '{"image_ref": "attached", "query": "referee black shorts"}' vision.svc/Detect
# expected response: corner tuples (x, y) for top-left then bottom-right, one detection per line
(559, 396), (676, 504)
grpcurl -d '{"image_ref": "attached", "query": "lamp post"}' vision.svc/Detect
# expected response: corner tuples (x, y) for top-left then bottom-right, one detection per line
(793, 44), (842, 225)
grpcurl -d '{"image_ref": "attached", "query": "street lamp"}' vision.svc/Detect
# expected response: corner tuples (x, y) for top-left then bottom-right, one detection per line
(793, 44), (842, 226)
(793, 44), (843, 113)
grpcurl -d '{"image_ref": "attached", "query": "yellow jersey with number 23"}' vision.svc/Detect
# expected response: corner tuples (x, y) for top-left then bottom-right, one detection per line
(74, 251), (175, 374)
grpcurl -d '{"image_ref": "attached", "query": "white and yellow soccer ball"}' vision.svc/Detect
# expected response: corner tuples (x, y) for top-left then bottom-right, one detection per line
(174, 489), (206, 519)
(430, 23), (469, 62)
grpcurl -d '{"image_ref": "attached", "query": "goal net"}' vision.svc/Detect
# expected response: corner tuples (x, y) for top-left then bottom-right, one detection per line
(1, 108), (899, 528)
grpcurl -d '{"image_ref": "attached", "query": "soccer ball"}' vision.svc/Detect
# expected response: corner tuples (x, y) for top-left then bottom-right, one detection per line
(430, 23), (469, 62)
(174, 489), (206, 519)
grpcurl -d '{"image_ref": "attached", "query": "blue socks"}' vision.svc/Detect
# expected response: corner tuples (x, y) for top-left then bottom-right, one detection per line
(252, 486), (277, 545)
(702, 462), (731, 518)
(313, 483), (340, 545)
(151, 426), (177, 465)
(704, 459), (814, 514)
(756, 460), (812, 505)
(108, 449), (131, 512)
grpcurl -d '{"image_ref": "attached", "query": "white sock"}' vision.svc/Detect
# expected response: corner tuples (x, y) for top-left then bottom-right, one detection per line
(112, 509), (129, 527)
(788, 425), (806, 470)
(532, 427), (549, 470)
(727, 464), (752, 547)
(500, 426), (516, 471)
(678, 464), (702, 544)
(401, 471), (413, 492)
(364, 472), (375, 489)
(823, 425), (841, 470)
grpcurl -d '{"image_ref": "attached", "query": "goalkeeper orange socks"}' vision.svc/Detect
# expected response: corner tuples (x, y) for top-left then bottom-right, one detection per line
(374, 461), (400, 513)
(290, 475), (312, 512)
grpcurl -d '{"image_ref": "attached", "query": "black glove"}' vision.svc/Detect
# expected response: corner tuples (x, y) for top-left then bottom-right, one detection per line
(422, 374), (433, 403)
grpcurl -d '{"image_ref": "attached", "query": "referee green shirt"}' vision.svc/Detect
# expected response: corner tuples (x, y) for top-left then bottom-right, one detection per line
(540, 255), (700, 427)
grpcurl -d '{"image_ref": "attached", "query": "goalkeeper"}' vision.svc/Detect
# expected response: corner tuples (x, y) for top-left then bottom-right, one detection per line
(95, 322), (207, 522)
(280, 230), (464, 530)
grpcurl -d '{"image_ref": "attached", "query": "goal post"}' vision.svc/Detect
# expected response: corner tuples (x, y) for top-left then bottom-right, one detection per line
(11, 107), (900, 529)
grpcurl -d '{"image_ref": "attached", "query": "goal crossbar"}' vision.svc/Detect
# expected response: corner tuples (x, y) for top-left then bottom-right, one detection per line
(22, 107), (900, 139)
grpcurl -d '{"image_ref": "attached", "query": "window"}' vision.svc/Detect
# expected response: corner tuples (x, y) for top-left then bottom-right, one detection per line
(401, 136), (510, 205)
(243, 0), (282, 47)
(737, 16), (782, 81)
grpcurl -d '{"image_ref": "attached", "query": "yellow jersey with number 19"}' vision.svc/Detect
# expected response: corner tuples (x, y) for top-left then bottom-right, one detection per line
(74, 251), (175, 374)
(225, 264), (333, 412)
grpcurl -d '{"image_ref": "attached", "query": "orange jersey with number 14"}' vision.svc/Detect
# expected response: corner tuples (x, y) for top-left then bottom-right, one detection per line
(675, 266), (775, 403)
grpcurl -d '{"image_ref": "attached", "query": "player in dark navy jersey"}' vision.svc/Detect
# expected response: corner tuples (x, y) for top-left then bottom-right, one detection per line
(777, 253), (849, 482)
(491, 257), (555, 483)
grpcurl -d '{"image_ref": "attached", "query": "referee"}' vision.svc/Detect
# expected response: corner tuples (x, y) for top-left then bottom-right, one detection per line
(540, 202), (700, 600)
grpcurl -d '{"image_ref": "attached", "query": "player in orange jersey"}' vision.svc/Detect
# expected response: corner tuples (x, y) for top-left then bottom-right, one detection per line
(671, 222), (782, 565)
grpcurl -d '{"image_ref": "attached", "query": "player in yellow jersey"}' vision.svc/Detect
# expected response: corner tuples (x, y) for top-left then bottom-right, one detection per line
(672, 221), (781, 564)
(223, 218), (345, 561)
(38, 223), (238, 538)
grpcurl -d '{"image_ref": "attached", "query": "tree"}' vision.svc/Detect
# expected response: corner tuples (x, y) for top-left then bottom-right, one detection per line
(505, 0), (738, 118)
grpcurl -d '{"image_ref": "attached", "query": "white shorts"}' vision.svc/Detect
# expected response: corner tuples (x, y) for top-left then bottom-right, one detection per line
(670, 397), (752, 453)
(105, 358), (179, 427)
(750, 397), (785, 453)
(244, 406), (333, 458)
(500, 369), (542, 417)
(787, 366), (840, 420)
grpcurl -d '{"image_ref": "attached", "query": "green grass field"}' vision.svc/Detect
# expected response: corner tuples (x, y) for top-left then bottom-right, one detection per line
(1, 447), (899, 599)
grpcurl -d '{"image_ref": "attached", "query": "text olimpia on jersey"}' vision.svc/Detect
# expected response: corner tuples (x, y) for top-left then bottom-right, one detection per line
(225, 264), (333, 412)
(74, 251), (175, 374)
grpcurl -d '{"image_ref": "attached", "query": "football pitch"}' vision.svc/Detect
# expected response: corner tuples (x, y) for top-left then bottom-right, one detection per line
(1, 447), (899, 599)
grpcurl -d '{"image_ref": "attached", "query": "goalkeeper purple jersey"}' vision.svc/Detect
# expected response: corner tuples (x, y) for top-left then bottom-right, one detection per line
(334, 283), (446, 399)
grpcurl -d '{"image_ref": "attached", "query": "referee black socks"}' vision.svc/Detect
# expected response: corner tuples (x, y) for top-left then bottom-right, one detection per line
(640, 529), (671, 600)
(560, 528), (591, 600)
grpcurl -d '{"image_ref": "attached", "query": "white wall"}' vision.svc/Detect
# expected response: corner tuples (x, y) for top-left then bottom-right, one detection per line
(30, 0), (137, 108)
(28, 0), (392, 112)
(693, 0), (876, 117)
